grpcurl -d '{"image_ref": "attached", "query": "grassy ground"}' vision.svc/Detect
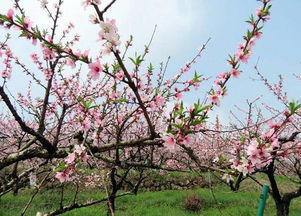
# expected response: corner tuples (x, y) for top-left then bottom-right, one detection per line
(0, 175), (300, 216)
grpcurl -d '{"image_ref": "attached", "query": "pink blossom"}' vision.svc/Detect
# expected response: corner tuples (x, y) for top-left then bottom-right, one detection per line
(274, 84), (281, 94)
(247, 139), (260, 155)
(194, 124), (203, 132)
(213, 79), (222, 86)
(116, 71), (124, 80)
(247, 139), (271, 168)
(208, 94), (220, 106)
(55, 169), (74, 183)
(162, 134), (177, 152)
(5, 49), (12, 57)
(140, 94), (149, 102)
(82, 0), (91, 8)
(284, 110), (290, 117)
(82, 0), (101, 8)
(42, 47), (55, 60)
(261, 130), (274, 142)
(231, 159), (240, 168)
(82, 50), (89, 59)
(248, 38), (256, 48)
(238, 43), (245, 50)
(232, 158), (254, 176)
(32, 38), (37, 46)
(7, 9), (14, 20)
(166, 159), (175, 167)
(99, 19), (118, 41)
(2, 69), (11, 79)
(254, 32), (262, 40)
(43, 69), (52, 80)
(98, 18), (120, 50)
(263, 16), (270, 23)
(256, 8), (263, 17)
(230, 69), (240, 78)
(271, 139), (279, 148)
(216, 89), (224, 97)
(268, 121), (281, 130)
(189, 105), (194, 113)
(235, 49), (251, 63)
(243, 162), (255, 175)
(182, 134), (194, 146)
(218, 72), (228, 80)
(82, 119), (91, 131)
(130, 72), (136, 78)
(108, 91), (118, 99)
(174, 92), (183, 100)
(154, 95), (165, 107)
(66, 58), (76, 68)
(66, 152), (77, 164)
(259, 146), (270, 161)
(74, 144), (86, 155)
(24, 17), (33, 30)
(55, 171), (68, 183)
(74, 51), (81, 58)
(30, 53), (39, 61)
(193, 82), (200, 90)
(81, 153), (88, 163)
(88, 60), (103, 80)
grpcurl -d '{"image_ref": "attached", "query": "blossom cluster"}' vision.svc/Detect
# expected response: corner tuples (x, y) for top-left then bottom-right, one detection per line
(208, 2), (271, 106)
(229, 107), (299, 176)
(0, 46), (13, 79)
(98, 18), (121, 54)
(55, 144), (88, 183)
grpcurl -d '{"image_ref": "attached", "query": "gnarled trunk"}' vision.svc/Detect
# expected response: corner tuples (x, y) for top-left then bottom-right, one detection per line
(275, 200), (290, 216)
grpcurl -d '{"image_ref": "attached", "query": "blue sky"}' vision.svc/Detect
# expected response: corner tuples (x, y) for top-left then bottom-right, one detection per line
(0, 0), (300, 124)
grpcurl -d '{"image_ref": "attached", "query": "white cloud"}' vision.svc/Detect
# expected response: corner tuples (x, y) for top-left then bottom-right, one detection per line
(1, 0), (204, 60)
(0, 0), (207, 115)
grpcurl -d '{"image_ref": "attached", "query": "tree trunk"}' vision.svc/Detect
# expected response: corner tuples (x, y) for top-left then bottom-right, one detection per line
(275, 200), (290, 216)
(12, 161), (19, 196)
(107, 195), (116, 215)
(107, 167), (117, 216)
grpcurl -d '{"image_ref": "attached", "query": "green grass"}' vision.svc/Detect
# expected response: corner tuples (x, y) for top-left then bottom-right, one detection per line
(0, 173), (300, 216)
(1, 182), (301, 216)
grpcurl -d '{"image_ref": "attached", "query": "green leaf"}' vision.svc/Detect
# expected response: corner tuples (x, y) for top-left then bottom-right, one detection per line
(19, 31), (29, 38)
(0, 14), (10, 22)
(289, 100), (296, 114)
(54, 161), (66, 172)
(190, 119), (204, 126)
(129, 55), (144, 66)
(15, 15), (24, 25)
(247, 30), (253, 40)
(116, 98), (127, 103)
(240, 135), (246, 143)
(78, 97), (97, 110)
(118, 148), (123, 154)
(112, 62), (120, 72)
(172, 123), (183, 130)
(195, 105), (211, 115)
(148, 63), (153, 71)
(193, 71), (203, 83)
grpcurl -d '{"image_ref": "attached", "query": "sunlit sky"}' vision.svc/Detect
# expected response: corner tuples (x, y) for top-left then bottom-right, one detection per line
(0, 0), (300, 124)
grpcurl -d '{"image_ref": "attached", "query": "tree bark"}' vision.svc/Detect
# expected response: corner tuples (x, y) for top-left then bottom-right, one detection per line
(275, 200), (290, 216)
